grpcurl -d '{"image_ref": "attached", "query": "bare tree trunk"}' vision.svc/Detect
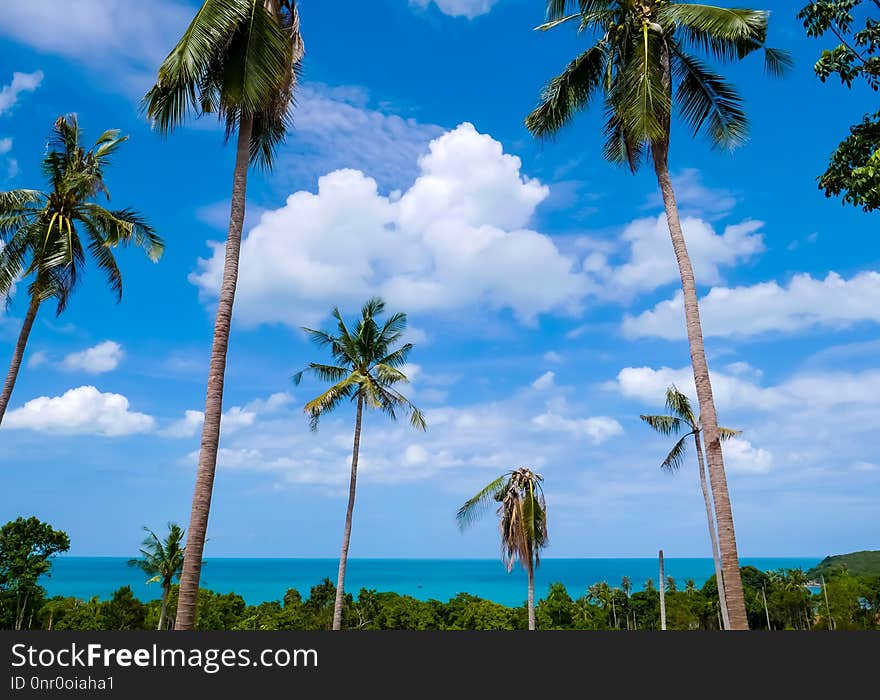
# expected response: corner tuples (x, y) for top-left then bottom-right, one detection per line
(659, 549), (667, 631)
(762, 586), (771, 630)
(652, 143), (748, 630)
(527, 556), (536, 631)
(0, 295), (40, 426)
(15, 591), (29, 631)
(333, 393), (364, 630)
(159, 583), (170, 631)
(694, 432), (730, 630)
(611, 595), (618, 629)
(175, 116), (253, 631)
(822, 575), (833, 630)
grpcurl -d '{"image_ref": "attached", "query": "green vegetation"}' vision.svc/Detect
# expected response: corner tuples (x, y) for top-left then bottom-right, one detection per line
(0, 517), (70, 630)
(808, 550), (880, 579)
(294, 297), (426, 630)
(142, 0), (305, 631)
(127, 523), (186, 630)
(7, 567), (878, 631)
(799, 1), (880, 210)
(458, 468), (549, 630)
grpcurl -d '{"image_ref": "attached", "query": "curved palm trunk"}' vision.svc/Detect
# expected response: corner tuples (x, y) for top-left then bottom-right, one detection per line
(333, 393), (364, 630)
(526, 556), (536, 631)
(158, 582), (170, 631)
(659, 549), (666, 631)
(0, 295), (40, 426)
(175, 116), (254, 631)
(693, 431), (730, 630)
(652, 143), (749, 630)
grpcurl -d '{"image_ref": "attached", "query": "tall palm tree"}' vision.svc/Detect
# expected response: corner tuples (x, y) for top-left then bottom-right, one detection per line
(659, 549), (667, 631)
(128, 523), (186, 630)
(457, 467), (549, 631)
(526, 0), (789, 630)
(294, 297), (426, 630)
(144, 0), (304, 631)
(640, 385), (739, 629)
(0, 115), (162, 424)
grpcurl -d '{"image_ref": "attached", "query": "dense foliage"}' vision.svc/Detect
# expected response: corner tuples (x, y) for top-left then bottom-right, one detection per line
(3, 568), (877, 631)
(808, 550), (880, 578)
(799, 1), (880, 210)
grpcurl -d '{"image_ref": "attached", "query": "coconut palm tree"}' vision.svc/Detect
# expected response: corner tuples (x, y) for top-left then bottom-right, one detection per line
(526, 0), (790, 630)
(457, 467), (549, 631)
(0, 115), (162, 425)
(640, 385), (740, 628)
(144, 0), (304, 631)
(294, 297), (426, 630)
(128, 523), (186, 630)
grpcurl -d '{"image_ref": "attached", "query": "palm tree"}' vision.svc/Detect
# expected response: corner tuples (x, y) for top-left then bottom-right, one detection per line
(144, 0), (304, 631)
(526, 0), (789, 630)
(0, 115), (162, 425)
(294, 297), (426, 630)
(640, 385), (740, 629)
(128, 523), (186, 630)
(685, 578), (696, 595)
(458, 467), (549, 630)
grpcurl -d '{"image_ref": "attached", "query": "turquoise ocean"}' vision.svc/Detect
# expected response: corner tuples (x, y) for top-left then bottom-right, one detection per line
(46, 557), (819, 607)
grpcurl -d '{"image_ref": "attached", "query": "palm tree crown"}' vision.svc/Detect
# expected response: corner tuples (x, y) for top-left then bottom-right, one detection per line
(640, 385), (739, 471)
(526, 0), (790, 165)
(293, 297), (427, 431)
(457, 467), (549, 574)
(143, 0), (304, 169)
(0, 115), (162, 311)
(128, 524), (186, 587)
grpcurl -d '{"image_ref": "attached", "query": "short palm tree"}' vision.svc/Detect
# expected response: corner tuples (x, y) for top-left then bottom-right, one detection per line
(641, 385), (740, 629)
(128, 523), (186, 630)
(144, 0), (304, 631)
(457, 467), (549, 631)
(294, 297), (426, 630)
(526, 0), (790, 630)
(0, 115), (162, 424)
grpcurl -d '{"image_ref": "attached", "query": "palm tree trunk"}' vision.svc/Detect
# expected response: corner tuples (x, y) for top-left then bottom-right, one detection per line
(0, 295), (40, 426)
(659, 549), (667, 631)
(762, 586), (771, 630)
(175, 115), (254, 631)
(611, 596), (618, 629)
(159, 583), (170, 631)
(333, 393), (364, 630)
(693, 431), (730, 630)
(652, 142), (749, 630)
(527, 556), (536, 631)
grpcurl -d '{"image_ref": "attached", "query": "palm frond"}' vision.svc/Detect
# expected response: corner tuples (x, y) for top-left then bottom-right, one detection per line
(640, 414), (684, 436)
(302, 374), (359, 431)
(659, 4), (768, 62)
(664, 385), (697, 425)
(718, 426), (741, 441)
(143, 0), (253, 132)
(615, 25), (670, 144)
(763, 47), (793, 77)
(457, 474), (510, 530)
(526, 43), (608, 138)
(672, 48), (748, 149)
(661, 435), (689, 473)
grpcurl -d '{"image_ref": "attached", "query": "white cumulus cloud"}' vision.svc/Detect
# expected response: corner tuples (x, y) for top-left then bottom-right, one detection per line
(623, 271), (880, 340)
(531, 412), (624, 444)
(4, 385), (155, 436)
(409, 0), (500, 19)
(191, 123), (587, 326)
(162, 392), (292, 438)
(0, 70), (43, 115)
(61, 341), (124, 374)
(722, 437), (773, 474)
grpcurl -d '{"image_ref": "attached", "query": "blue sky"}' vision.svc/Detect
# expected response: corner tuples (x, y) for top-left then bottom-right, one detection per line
(0, 0), (877, 560)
